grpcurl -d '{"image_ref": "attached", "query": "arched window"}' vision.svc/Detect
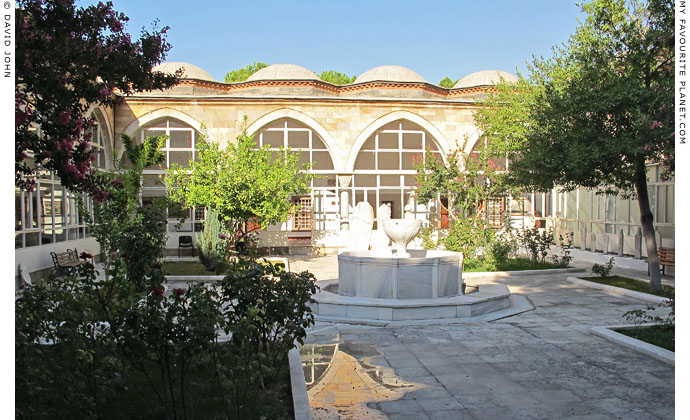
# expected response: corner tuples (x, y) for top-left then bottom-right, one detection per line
(88, 110), (110, 170)
(139, 118), (203, 232)
(352, 120), (443, 220)
(253, 118), (338, 232)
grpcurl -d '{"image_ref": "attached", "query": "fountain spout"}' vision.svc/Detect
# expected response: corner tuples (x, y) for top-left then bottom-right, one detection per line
(382, 219), (422, 258)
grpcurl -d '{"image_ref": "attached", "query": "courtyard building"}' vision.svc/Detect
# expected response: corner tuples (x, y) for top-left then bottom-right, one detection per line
(15, 63), (675, 280)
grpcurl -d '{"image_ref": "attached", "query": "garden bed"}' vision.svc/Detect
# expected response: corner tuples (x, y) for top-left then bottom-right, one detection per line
(464, 257), (569, 272)
(16, 343), (295, 420)
(591, 324), (674, 365)
(576, 275), (673, 297)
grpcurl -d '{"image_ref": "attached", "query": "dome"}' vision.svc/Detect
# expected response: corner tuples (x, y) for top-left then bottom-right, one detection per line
(246, 64), (319, 81)
(354, 65), (426, 84)
(453, 70), (518, 88)
(153, 62), (215, 82)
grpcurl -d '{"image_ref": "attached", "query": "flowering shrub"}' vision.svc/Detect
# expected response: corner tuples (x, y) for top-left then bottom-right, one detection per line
(196, 208), (232, 273)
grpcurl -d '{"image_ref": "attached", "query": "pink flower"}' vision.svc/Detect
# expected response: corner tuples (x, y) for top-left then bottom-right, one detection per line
(218, 233), (227, 240)
(58, 110), (71, 126)
(99, 87), (111, 98)
(651, 121), (663, 130)
(112, 178), (124, 189)
(643, 144), (651, 151)
(173, 288), (184, 297)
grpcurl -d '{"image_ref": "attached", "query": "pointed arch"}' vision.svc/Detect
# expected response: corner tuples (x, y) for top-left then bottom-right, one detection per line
(346, 111), (450, 172)
(246, 108), (344, 172)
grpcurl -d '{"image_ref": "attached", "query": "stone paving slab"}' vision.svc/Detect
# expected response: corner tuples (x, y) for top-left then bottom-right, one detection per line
(294, 257), (674, 419)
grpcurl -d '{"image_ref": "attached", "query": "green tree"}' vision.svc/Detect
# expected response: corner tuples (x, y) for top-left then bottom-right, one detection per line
(165, 128), (313, 244)
(439, 77), (458, 88)
(16, 0), (177, 195)
(224, 62), (268, 83)
(319, 70), (356, 85)
(474, 0), (673, 293)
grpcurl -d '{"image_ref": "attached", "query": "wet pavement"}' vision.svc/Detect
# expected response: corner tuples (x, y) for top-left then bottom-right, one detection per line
(291, 256), (674, 420)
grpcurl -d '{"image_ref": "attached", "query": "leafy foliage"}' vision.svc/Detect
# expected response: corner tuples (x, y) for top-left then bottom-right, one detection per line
(592, 256), (616, 278)
(473, 0), (673, 293)
(165, 126), (313, 244)
(16, 0), (178, 194)
(196, 208), (232, 273)
(319, 70), (356, 85)
(439, 76), (458, 88)
(224, 62), (268, 83)
(86, 134), (168, 290)
(517, 226), (555, 265)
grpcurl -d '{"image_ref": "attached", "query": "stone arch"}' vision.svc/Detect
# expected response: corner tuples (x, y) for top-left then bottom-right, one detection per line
(119, 108), (213, 159)
(346, 111), (451, 172)
(246, 108), (344, 172)
(86, 106), (114, 170)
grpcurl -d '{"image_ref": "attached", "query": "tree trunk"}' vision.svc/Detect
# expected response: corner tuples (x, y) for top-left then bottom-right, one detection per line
(633, 161), (662, 293)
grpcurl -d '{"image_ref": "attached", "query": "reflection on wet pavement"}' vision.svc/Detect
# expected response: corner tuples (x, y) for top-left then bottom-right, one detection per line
(301, 335), (419, 419)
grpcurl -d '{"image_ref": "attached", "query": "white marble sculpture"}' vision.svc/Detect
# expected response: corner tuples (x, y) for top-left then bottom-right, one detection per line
(382, 219), (422, 258)
(378, 204), (391, 222)
(349, 202), (374, 250)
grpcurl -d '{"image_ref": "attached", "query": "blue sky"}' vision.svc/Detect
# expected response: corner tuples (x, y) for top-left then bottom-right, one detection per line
(86, 1), (584, 83)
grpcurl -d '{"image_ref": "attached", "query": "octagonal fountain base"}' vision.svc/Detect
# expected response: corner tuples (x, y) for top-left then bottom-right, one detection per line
(310, 280), (511, 321)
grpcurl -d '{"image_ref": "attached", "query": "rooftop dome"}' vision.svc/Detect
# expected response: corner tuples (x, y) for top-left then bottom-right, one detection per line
(153, 62), (215, 82)
(453, 70), (518, 89)
(354, 65), (426, 84)
(246, 64), (319, 81)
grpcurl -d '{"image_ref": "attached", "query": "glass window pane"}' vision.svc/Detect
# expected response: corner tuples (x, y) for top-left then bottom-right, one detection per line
(286, 119), (303, 128)
(354, 152), (375, 170)
(312, 151), (334, 170)
(401, 152), (417, 170)
(361, 137), (375, 151)
(666, 185), (674, 223)
(170, 130), (192, 148)
(657, 186), (666, 223)
(380, 175), (400, 186)
(148, 119), (167, 128)
(428, 140), (439, 151)
(381, 121), (399, 130)
(298, 152), (311, 168)
(143, 174), (163, 187)
(145, 129), (165, 139)
(380, 189), (402, 218)
(378, 133), (398, 149)
(312, 135), (327, 150)
(402, 133), (423, 150)
(262, 131), (283, 148)
(169, 151), (193, 167)
(404, 175), (416, 186)
(354, 175), (376, 187)
(25, 232), (39, 247)
(378, 152), (400, 170)
(401, 120), (420, 130)
(288, 131), (309, 148)
(168, 119), (188, 128)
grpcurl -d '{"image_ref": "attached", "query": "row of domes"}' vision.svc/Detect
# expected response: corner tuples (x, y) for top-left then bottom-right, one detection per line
(153, 62), (518, 89)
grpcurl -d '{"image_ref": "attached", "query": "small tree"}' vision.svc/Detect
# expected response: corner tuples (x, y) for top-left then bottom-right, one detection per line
(439, 77), (458, 88)
(196, 208), (231, 273)
(16, 0), (178, 195)
(473, 0), (674, 293)
(319, 70), (356, 85)
(165, 128), (313, 245)
(224, 62), (268, 83)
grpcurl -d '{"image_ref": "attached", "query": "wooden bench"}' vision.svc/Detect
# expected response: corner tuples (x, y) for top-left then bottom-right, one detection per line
(50, 248), (85, 276)
(647, 247), (675, 275)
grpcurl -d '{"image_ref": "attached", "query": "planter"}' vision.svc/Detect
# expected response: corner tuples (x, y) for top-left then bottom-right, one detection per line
(591, 324), (674, 365)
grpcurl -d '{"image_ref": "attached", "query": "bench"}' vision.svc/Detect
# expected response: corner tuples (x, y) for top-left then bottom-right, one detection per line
(50, 248), (86, 276)
(646, 247), (675, 275)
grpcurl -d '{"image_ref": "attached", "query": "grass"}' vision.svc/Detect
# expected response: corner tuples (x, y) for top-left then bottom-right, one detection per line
(163, 261), (217, 276)
(464, 257), (565, 273)
(578, 275), (674, 297)
(615, 325), (675, 352)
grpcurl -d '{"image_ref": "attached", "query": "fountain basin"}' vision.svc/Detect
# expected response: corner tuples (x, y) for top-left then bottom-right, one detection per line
(338, 249), (463, 299)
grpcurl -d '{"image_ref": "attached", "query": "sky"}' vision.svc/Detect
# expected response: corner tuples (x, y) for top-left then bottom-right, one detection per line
(93, 0), (585, 84)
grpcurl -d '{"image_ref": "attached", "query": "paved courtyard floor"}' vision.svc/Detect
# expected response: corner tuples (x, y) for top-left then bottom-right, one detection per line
(289, 256), (674, 420)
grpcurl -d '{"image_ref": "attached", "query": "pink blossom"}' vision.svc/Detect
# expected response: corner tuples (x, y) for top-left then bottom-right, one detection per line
(173, 288), (184, 297)
(58, 110), (71, 126)
(99, 87), (111, 98)
(651, 121), (663, 130)
(643, 144), (651, 151)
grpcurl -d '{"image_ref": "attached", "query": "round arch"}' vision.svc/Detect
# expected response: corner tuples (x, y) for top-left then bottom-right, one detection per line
(120, 108), (214, 159)
(346, 111), (451, 172)
(246, 108), (345, 172)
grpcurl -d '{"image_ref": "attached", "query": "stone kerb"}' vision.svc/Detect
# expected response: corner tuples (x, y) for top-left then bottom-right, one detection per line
(591, 325), (674, 365)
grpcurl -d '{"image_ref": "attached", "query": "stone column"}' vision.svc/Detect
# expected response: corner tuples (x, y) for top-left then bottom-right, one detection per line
(618, 229), (624, 256)
(339, 175), (352, 230)
(634, 228), (642, 259)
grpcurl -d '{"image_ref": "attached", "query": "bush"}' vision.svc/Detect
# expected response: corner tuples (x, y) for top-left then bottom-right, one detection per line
(197, 208), (232, 273)
(592, 257), (615, 278)
(517, 226), (555, 265)
(15, 259), (318, 419)
(552, 232), (574, 268)
(441, 217), (494, 259)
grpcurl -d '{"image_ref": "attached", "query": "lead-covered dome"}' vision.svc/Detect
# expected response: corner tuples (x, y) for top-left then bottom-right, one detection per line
(354, 65), (426, 84)
(246, 64), (319, 81)
(153, 62), (215, 82)
(453, 70), (517, 88)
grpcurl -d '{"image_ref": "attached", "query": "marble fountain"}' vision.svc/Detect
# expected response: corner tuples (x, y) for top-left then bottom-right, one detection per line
(309, 202), (512, 322)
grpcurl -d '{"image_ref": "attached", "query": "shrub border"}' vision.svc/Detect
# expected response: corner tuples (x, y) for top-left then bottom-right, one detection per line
(566, 276), (668, 305)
